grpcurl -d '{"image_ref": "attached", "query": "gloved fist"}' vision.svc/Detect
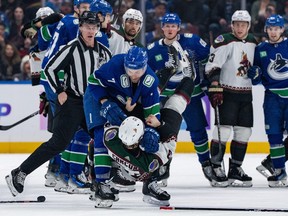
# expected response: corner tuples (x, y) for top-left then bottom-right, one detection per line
(208, 85), (223, 109)
(247, 65), (262, 85)
(140, 127), (160, 153)
(165, 45), (179, 74)
(39, 92), (49, 117)
(100, 100), (127, 126)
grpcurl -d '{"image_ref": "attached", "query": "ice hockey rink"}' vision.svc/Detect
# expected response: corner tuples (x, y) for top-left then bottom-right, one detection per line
(0, 153), (287, 216)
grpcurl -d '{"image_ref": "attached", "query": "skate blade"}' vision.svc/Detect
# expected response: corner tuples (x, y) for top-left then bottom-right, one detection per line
(54, 187), (68, 193)
(256, 165), (271, 178)
(211, 180), (228, 188)
(67, 187), (91, 194)
(268, 180), (288, 188)
(228, 179), (253, 187)
(90, 193), (119, 202)
(94, 197), (113, 208)
(142, 195), (170, 206)
(5, 174), (18, 197)
(45, 180), (57, 187)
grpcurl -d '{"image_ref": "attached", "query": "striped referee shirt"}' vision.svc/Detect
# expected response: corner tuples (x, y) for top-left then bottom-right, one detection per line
(44, 36), (111, 97)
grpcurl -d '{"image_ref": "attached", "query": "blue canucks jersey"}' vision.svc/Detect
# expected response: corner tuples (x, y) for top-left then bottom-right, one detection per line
(254, 38), (288, 97)
(147, 34), (209, 99)
(38, 22), (58, 51)
(88, 54), (160, 120)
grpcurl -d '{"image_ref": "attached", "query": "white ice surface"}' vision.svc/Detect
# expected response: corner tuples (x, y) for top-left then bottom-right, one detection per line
(0, 153), (287, 216)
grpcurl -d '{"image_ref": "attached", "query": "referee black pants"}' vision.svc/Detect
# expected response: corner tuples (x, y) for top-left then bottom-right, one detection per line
(20, 96), (88, 175)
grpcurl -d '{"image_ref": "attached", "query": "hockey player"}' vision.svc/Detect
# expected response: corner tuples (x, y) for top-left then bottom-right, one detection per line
(104, 116), (171, 207)
(5, 11), (111, 198)
(86, 46), (161, 207)
(205, 10), (257, 187)
(248, 14), (288, 187)
(107, 8), (143, 55)
(146, 13), (214, 185)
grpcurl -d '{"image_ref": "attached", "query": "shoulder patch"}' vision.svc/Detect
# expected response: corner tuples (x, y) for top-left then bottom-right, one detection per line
(105, 129), (117, 141)
(143, 74), (155, 87)
(148, 159), (159, 172)
(147, 42), (155, 50)
(155, 54), (163, 61)
(184, 33), (193, 38)
(73, 19), (79, 25)
(215, 35), (224, 43)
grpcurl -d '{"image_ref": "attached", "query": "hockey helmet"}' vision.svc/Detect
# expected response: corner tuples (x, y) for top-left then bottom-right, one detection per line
(231, 10), (251, 24)
(79, 11), (100, 25)
(118, 116), (144, 147)
(124, 46), (148, 70)
(265, 14), (284, 29)
(122, 8), (143, 30)
(161, 13), (181, 27)
(90, 0), (113, 16)
(74, 0), (92, 6)
(35, 7), (54, 19)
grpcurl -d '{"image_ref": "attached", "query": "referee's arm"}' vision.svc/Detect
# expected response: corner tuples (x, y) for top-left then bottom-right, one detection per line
(44, 44), (72, 94)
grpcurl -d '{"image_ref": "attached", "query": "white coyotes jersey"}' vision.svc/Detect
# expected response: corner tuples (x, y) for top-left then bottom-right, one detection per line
(205, 33), (257, 92)
(109, 30), (132, 55)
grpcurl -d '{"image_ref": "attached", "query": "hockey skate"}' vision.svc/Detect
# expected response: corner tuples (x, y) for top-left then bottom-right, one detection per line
(90, 180), (119, 202)
(44, 170), (58, 187)
(256, 155), (275, 178)
(268, 168), (288, 188)
(142, 180), (170, 206)
(110, 162), (136, 192)
(5, 167), (27, 197)
(67, 171), (92, 194)
(94, 182), (117, 208)
(210, 164), (228, 187)
(54, 174), (69, 193)
(201, 160), (217, 182)
(228, 159), (252, 187)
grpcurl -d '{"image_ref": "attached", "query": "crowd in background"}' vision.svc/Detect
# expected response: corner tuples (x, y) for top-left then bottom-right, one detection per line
(0, 0), (287, 81)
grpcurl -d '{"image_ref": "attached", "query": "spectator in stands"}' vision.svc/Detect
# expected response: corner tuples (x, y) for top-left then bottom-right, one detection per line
(208, 0), (241, 40)
(112, 0), (129, 28)
(146, 0), (167, 32)
(0, 0), (20, 20)
(7, 6), (27, 50)
(14, 55), (31, 81)
(253, 3), (276, 41)
(168, 0), (209, 41)
(45, 0), (62, 13)
(251, 0), (276, 25)
(0, 43), (21, 81)
(282, 1), (288, 35)
(60, 0), (73, 15)
(0, 22), (7, 51)
(18, 37), (32, 58)
(0, 10), (10, 38)
(145, 16), (162, 45)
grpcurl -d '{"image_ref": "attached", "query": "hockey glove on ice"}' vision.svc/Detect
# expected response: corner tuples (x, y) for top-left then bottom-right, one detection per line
(247, 65), (262, 85)
(208, 85), (223, 109)
(140, 127), (160, 153)
(39, 92), (49, 117)
(100, 100), (127, 126)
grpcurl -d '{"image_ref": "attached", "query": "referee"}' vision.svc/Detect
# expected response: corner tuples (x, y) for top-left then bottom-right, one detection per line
(5, 11), (112, 197)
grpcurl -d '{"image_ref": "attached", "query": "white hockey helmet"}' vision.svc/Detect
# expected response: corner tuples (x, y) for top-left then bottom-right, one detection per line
(35, 7), (54, 19)
(231, 10), (251, 26)
(118, 116), (144, 147)
(122, 8), (143, 30)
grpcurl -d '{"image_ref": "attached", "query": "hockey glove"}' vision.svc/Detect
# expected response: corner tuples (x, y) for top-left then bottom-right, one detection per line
(140, 127), (160, 153)
(165, 45), (179, 74)
(100, 100), (127, 126)
(21, 22), (37, 38)
(247, 65), (262, 85)
(208, 85), (223, 109)
(39, 92), (49, 117)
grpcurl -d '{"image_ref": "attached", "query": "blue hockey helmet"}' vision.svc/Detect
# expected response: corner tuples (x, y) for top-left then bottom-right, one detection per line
(90, 0), (113, 16)
(265, 14), (284, 29)
(124, 47), (148, 70)
(74, 0), (92, 6)
(161, 13), (181, 26)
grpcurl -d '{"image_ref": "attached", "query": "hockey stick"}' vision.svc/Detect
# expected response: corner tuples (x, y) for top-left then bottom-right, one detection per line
(160, 206), (288, 212)
(215, 105), (225, 172)
(0, 110), (39, 131)
(0, 196), (46, 203)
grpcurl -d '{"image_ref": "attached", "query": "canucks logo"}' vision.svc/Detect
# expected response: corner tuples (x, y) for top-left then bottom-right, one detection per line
(268, 54), (288, 80)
